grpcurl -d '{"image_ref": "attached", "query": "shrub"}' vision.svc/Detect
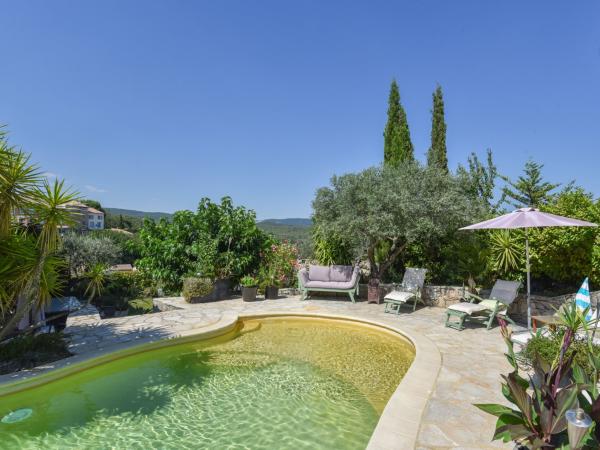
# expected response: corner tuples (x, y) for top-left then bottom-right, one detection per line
(523, 331), (600, 377)
(127, 298), (154, 316)
(182, 277), (213, 302)
(59, 232), (121, 277)
(0, 333), (72, 375)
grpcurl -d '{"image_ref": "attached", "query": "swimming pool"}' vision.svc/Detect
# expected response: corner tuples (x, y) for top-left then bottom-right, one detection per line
(0, 316), (414, 449)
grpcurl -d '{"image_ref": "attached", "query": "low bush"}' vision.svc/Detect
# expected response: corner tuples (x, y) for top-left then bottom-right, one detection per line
(127, 297), (155, 316)
(0, 333), (72, 375)
(182, 277), (213, 302)
(523, 331), (600, 377)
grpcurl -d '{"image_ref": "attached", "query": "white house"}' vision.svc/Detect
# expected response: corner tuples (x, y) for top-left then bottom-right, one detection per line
(61, 201), (105, 231)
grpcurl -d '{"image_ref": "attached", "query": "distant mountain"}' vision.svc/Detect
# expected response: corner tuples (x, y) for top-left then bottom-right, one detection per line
(258, 218), (312, 227)
(104, 208), (173, 221)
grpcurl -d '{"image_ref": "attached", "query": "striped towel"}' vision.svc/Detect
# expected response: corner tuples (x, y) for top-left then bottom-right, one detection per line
(575, 277), (593, 321)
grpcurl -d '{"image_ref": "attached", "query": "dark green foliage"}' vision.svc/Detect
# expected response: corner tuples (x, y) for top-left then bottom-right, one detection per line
(313, 162), (481, 281)
(90, 229), (141, 265)
(104, 213), (145, 232)
(0, 332), (71, 375)
(312, 224), (354, 266)
(127, 297), (154, 316)
(383, 80), (414, 166)
(524, 331), (600, 378)
(59, 232), (122, 276)
(182, 277), (213, 302)
(136, 211), (199, 292)
(530, 187), (600, 287)
(92, 272), (145, 311)
(457, 149), (503, 212)
(136, 197), (270, 293)
(426, 85), (448, 172)
(502, 160), (560, 208)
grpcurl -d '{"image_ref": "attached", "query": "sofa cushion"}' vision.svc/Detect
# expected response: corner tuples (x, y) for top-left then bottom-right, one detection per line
(330, 265), (353, 282)
(305, 280), (356, 290)
(309, 265), (331, 282)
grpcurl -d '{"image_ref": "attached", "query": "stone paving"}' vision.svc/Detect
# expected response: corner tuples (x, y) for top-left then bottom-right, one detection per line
(59, 295), (514, 449)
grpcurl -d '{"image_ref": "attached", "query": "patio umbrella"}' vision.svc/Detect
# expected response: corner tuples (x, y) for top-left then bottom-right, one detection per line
(460, 207), (597, 329)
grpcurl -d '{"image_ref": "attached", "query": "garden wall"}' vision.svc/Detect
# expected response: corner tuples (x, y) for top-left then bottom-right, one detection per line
(508, 290), (600, 323)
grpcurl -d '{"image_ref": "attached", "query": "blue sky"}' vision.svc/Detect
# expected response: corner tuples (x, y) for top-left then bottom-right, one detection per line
(1, 1), (599, 219)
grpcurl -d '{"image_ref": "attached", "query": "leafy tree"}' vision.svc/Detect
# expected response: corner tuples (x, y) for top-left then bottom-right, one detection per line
(312, 163), (479, 281)
(530, 187), (600, 286)
(457, 149), (504, 212)
(59, 233), (122, 276)
(426, 84), (448, 172)
(136, 211), (199, 292)
(136, 197), (270, 293)
(502, 160), (560, 208)
(383, 80), (414, 166)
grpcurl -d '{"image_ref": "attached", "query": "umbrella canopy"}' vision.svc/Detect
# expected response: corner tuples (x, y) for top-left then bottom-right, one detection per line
(460, 207), (597, 230)
(460, 207), (597, 329)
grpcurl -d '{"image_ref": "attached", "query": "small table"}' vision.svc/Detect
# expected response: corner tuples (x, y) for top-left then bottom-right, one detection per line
(531, 315), (562, 332)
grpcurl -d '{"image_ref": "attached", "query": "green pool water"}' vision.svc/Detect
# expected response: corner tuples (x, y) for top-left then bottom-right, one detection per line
(0, 317), (414, 449)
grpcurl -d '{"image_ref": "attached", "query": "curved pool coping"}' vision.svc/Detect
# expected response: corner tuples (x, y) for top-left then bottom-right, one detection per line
(0, 311), (441, 450)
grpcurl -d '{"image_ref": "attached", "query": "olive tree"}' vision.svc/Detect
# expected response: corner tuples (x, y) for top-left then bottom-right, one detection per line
(312, 163), (481, 281)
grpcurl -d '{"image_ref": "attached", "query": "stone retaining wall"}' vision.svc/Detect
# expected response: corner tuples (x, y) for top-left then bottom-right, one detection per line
(358, 283), (466, 307)
(508, 290), (600, 323)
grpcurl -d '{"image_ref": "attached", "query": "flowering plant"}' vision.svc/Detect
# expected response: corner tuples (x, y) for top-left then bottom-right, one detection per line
(259, 242), (299, 288)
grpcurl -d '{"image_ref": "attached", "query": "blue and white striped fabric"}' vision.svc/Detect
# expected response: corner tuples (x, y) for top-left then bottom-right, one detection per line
(575, 277), (593, 321)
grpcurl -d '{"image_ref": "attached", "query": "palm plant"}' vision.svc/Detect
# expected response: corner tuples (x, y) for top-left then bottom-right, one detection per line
(488, 229), (524, 277)
(0, 139), (41, 236)
(0, 178), (77, 339)
(84, 263), (107, 303)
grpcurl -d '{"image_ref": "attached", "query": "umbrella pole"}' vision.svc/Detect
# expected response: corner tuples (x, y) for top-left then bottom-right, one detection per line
(526, 230), (532, 330)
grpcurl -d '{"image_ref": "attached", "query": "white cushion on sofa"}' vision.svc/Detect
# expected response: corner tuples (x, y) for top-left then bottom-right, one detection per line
(384, 291), (414, 303)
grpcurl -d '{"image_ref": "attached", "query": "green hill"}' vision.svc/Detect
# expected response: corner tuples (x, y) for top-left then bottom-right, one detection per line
(257, 219), (312, 257)
(104, 208), (173, 221)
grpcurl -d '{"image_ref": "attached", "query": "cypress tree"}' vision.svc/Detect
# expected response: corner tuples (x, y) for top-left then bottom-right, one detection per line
(384, 80), (414, 166)
(427, 84), (448, 172)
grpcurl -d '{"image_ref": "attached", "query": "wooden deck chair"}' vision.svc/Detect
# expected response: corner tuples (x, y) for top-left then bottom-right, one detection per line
(445, 280), (520, 331)
(383, 268), (428, 314)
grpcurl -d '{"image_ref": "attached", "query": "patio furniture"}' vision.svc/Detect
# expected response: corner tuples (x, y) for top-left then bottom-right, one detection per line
(445, 280), (520, 331)
(383, 268), (428, 314)
(298, 264), (360, 303)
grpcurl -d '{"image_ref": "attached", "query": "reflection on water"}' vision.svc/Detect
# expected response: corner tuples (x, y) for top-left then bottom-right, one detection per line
(0, 318), (414, 450)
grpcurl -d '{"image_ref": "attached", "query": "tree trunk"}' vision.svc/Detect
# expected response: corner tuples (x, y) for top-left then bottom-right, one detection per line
(368, 239), (407, 282)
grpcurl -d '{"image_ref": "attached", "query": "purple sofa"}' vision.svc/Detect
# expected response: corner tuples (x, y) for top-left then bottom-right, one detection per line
(298, 264), (360, 303)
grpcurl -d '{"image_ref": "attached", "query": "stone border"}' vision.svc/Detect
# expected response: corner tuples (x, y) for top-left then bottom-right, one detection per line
(0, 312), (441, 450)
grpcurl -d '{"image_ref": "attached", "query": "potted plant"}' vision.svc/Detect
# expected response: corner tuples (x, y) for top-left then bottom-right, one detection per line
(367, 278), (381, 303)
(240, 276), (258, 302)
(260, 242), (299, 300)
(259, 266), (280, 299)
(182, 277), (214, 303)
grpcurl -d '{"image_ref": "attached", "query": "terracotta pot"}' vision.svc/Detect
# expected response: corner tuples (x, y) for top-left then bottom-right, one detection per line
(265, 286), (279, 299)
(367, 280), (381, 304)
(242, 286), (258, 302)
